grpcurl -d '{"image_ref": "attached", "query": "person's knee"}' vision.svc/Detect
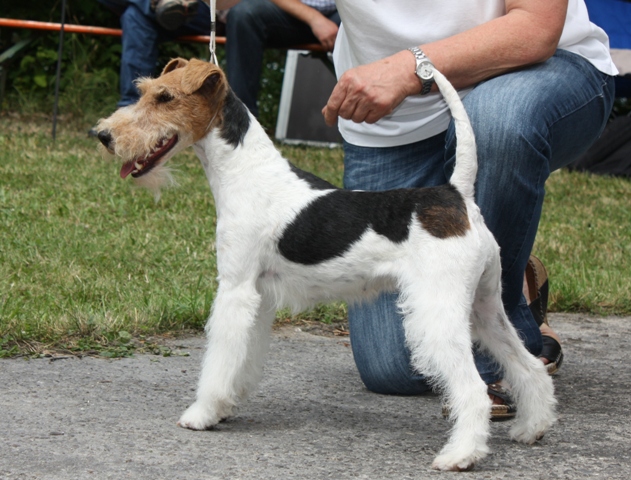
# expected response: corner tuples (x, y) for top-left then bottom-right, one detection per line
(353, 350), (432, 395)
(228, 0), (267, 29)
(348, 294), (433, 395)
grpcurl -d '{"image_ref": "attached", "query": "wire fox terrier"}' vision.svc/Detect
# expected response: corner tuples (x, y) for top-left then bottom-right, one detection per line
(96, 58), (556, 471)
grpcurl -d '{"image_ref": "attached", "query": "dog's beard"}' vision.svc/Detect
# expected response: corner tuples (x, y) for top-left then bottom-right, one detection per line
(133, 164), (177, 202)
(99, 145), (177, 201)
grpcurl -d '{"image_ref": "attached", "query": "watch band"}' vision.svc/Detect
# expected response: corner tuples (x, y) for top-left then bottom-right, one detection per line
(408, 46), (435, 95)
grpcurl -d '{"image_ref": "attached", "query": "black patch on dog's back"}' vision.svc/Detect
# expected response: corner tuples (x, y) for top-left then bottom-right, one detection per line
(289, 163), (338, 190)
(220, 90), (251, 147)
(278, 184), (469, 265)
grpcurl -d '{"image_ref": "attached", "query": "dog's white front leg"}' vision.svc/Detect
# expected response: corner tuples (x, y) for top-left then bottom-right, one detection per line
(232, 294), (276, 401)
(178, 282), (262, 430)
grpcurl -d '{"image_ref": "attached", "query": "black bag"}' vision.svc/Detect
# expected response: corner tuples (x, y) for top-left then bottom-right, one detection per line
(567, 115), (631, 177)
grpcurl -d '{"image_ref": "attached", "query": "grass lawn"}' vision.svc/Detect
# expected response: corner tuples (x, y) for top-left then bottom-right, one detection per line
(535, 169), (631, 313)
(1, 116), (630, 356)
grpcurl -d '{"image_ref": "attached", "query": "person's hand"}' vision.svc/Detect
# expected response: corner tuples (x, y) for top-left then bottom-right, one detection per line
(308, 16), (338, 51)
(322, 50), (421, 126)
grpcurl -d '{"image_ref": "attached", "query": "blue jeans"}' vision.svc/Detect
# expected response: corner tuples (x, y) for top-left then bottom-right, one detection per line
(225, 0), (340, 117)
(344, 50), (615, 394)
(106, 0), (212, 107)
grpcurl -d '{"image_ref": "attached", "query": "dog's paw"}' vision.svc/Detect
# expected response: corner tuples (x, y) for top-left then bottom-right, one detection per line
(509, 403), (556, 444)
(509, 418), (553, 444)
(431, 453), (477, 472)
(177, 402), (225, 430)
(431, 445), (488, 472)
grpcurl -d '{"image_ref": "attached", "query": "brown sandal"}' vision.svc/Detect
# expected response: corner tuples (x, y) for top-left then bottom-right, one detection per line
(525, 255), (549, 327)
(441, 383), (517, 421)
(487, 383), (517, 421)
(524, 255), (564, 374)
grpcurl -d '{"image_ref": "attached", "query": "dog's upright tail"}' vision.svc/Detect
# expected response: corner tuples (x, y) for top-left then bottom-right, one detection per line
(433, 69), (477, 200)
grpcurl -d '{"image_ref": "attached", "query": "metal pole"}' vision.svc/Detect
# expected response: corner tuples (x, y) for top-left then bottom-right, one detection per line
(52, 0), (67, 141)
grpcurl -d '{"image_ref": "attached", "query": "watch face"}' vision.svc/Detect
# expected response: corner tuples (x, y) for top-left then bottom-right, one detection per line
(418, 62), (434, 80)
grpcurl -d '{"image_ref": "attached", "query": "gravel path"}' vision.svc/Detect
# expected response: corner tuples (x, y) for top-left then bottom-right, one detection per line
(1, 313), (630, 479)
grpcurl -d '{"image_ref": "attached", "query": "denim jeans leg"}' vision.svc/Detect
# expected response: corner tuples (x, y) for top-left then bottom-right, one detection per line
(226, 0), (340, 116)
(119, 5), (161, 107)
(344, 136), (444, 394)
(444, 50), (615, 356)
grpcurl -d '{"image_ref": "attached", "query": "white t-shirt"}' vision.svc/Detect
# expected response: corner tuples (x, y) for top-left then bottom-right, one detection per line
(332, 0), (618, 147)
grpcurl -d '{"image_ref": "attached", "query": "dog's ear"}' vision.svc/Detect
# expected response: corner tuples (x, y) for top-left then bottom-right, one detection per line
(161, 58), (189, 76)
(181, 58), (225, 96)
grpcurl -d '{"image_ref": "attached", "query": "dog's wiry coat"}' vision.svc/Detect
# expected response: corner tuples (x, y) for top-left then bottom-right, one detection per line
(96, 58), (556, 472)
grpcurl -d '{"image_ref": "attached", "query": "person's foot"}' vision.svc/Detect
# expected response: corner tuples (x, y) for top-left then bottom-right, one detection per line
(487, 381), (517, 421)
(524, 255), (564, 374)
(442, 381), (516, 421)
(539, 323), (561, 365)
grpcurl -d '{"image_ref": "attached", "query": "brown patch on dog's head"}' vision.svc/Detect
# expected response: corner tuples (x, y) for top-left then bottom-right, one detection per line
(179, 58), (223, 97)
(134, 57), (228, 142)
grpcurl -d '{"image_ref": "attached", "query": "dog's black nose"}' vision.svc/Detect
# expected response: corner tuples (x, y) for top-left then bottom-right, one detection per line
(97, 130), (113, 148)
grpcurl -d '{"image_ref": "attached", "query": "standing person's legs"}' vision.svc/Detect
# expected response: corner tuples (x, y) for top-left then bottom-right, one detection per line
(119, 4), (161, 107)
(118, 1), (213, 108)
(344, 50), (614, 394)
(225, 0), (339, 116)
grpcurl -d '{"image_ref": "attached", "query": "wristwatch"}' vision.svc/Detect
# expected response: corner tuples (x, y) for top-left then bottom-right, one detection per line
(408, 46), (435, 95)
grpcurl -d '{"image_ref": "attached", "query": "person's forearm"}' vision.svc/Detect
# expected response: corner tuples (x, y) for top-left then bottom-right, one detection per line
(270, 0), (338, 51)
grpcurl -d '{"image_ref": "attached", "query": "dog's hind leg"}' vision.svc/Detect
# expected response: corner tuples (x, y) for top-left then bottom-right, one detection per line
(471, 256), (557, 444)
(398, 266), (492, 471)
(178, 282), (268, 430)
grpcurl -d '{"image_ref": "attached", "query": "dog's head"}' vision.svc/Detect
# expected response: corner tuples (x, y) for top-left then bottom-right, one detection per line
(95, 58), (228, 195)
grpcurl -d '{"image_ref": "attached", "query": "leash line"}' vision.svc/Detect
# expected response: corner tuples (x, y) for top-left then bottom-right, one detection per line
(208, 0), (218, 64)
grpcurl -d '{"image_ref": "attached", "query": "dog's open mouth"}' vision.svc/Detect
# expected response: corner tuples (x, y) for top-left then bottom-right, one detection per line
(120, 135), (179, 179)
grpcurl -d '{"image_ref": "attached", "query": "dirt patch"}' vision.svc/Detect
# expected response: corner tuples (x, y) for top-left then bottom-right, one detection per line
(274, 318), (349, 337)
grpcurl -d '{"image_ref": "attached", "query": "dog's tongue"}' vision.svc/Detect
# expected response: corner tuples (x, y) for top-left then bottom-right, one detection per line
(120, 160), (136, 179)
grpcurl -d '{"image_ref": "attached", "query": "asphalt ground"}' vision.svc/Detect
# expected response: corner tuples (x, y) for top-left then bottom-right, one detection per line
(1, 313), (630, 479)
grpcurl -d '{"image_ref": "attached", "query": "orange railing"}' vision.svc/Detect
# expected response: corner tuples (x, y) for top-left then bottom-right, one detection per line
(0, 18), (325, 52)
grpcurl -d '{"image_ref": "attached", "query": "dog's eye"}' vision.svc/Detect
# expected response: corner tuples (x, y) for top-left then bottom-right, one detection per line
(156, 91), (174, 104)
